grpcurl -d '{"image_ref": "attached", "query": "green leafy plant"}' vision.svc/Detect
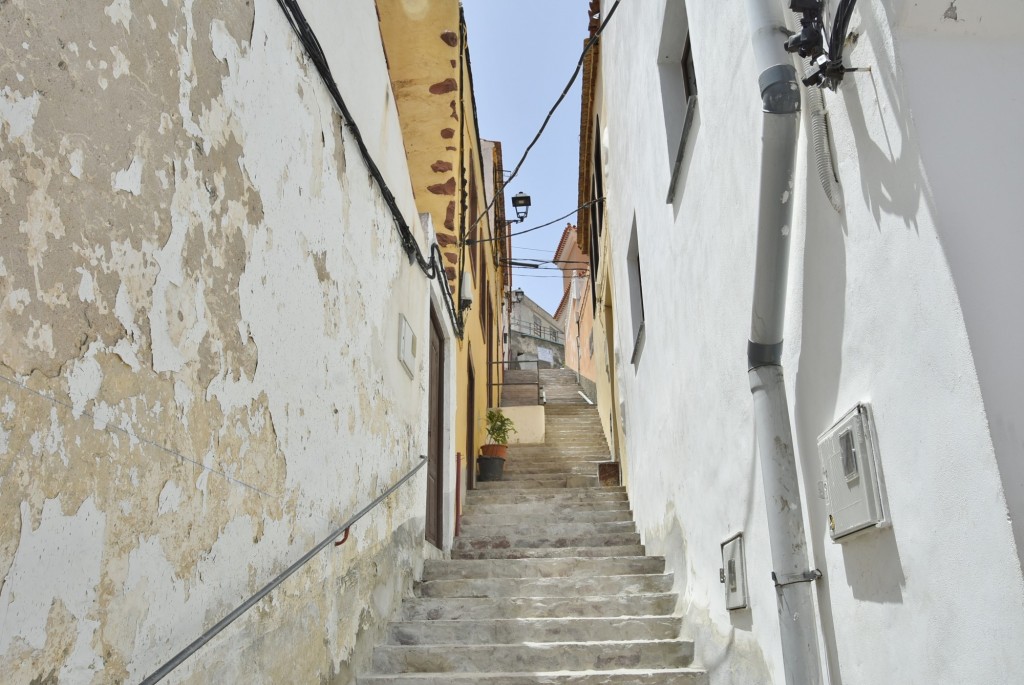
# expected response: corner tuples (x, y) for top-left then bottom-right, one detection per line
(485, 409), (517, 446)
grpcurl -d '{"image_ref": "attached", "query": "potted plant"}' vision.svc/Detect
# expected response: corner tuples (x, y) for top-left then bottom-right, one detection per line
(478, 409), (516, 481)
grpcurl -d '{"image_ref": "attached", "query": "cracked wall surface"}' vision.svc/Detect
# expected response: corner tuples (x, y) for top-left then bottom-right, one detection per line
(0, 0), (442, 682)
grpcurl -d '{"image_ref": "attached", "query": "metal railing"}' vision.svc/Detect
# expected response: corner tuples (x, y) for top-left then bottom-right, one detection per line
(140, 455), (429, 684)
(493, 359), (543, 406)
(510, 318), (565, 345)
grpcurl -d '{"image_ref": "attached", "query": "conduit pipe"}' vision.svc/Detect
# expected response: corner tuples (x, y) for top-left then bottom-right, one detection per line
(744, 0), (824, 683)
(802, 60), (843, 212)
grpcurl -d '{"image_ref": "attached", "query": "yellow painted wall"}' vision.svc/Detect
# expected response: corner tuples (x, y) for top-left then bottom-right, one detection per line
(377, 2), (507, 493)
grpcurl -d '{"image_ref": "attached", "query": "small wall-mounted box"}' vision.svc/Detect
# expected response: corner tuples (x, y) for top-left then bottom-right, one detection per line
(817, 403), (890, 541)
(720, 533), (748, 610)
(398, 314), (417, 379)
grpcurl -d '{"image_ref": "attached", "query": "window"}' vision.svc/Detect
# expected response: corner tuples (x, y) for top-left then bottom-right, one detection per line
(658, 0), (698, 202)
(627, 217), (646, 366)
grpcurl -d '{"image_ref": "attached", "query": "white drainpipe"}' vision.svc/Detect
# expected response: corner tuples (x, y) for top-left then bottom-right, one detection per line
(744, 0), (823, 683)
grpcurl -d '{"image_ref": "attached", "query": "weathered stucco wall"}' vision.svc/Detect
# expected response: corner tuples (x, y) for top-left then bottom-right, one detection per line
(0, 1), (452, 682)
(595, 0), (1024, 683)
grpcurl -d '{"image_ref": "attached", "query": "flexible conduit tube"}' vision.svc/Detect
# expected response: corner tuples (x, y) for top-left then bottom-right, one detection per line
(744, 0), (824, 683)
(803, 61), (843, 212)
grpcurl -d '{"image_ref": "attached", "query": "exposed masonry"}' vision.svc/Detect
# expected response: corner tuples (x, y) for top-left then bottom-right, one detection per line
(0, 1), (432, 682)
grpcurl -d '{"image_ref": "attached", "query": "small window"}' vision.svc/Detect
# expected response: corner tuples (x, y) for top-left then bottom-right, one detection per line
(658, 0), (698, 202)
(627, 218), (646, 366)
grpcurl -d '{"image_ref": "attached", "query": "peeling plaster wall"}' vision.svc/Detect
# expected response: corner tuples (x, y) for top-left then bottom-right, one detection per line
(0, 1), (450, 683)
(595, 0), (1024, 684)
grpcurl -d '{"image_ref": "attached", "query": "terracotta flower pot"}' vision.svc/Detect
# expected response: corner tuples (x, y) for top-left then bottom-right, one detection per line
(480, 443), (508, 458)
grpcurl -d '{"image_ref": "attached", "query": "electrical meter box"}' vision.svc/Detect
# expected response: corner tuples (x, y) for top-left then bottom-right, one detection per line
(719, 533), (748, 610)
(817, 403), (889, 541)
(397, 314), (417, 379)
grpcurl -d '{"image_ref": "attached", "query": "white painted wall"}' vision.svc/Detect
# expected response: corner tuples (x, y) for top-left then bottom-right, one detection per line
(595, 0), (1024, 683)
(0, 1), (455, 682)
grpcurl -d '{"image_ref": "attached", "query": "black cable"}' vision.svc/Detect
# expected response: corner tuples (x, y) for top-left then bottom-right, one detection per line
(466, 0), (623, 235)
(828, 0), (857, 62)
(274, 0), (463, 337)
(511, 272), (588, 279)
(466, 198), (604, 246)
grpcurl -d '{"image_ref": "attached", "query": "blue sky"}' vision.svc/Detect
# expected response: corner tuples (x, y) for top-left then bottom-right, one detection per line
(462, 0), (590, 316)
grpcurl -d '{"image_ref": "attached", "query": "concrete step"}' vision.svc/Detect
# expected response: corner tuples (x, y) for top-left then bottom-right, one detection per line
(501, 462), (606, 471)
(453, 531), (641, 552)
(422, 556), (664, 581)
(502, 463), (599, 476)
(371, 639), (694, 674)
(508, 447), (608, 455)
(475, 478), (574, 490)
(463, 500), (631, 516)
(400, 593), (676, 621)
(460, 509), (634, 527)
(458, 520), (637, 538)
(360, 669), (707, 684)
(477, 477), (600, 490)
(464, 488), (627, 505)
(500, 469), (599, 481)
(385, 616), (682, 645)
(452, 545), (646, 560)
(416, 573), (673, 599)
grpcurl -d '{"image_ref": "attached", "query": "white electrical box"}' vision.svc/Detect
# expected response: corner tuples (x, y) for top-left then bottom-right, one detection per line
(817, 403), (889, 541)
(398, 314), (416, 379)
(720, 533), (748, 610)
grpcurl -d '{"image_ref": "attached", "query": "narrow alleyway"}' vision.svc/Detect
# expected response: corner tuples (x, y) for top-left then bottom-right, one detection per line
(360, 372), (707, 683)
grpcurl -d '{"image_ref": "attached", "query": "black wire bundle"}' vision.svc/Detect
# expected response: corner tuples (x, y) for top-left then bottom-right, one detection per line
(827, 0), (858, 64)
(814, 0), (860, 89)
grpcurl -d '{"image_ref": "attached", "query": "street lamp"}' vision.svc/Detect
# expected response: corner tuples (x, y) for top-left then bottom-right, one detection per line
(510, 192), (531, 223)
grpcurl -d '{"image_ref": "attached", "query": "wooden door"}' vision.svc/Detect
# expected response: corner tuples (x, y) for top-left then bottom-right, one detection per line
(426, 312), (444, 548)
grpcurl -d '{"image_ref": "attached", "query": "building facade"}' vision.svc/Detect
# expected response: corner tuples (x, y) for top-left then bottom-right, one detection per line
(0, 1), (474, 681)
(509, 291), (565, 371)
(378, 2), (510, 494)
(581, 0), (1024, 683)
(553, 224), (598, 398)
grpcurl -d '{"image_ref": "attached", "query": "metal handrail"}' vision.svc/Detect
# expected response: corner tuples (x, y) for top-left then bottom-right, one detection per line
(140, 454), (429, 684)
(491, 360), (543, 406)
(509, 319), (565, 344)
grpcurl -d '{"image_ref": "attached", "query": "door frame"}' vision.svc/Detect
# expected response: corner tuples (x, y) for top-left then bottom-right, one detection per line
(425, 308), (445, 548)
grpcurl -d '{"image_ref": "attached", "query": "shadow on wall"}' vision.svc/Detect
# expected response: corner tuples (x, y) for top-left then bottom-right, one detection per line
(840, 526), (906, 603)
(793, 91), (849, 685)
(670, 105), (702, 217)
(729, 428), (763, 635)
(651, 504), (773, 684)
(843, 62), (924, 233)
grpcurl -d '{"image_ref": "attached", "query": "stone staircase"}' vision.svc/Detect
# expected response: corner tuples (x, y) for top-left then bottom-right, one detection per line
(500, 367), (593, 407)
(359, 405), (706, 684)
(500, 368), (542, 407)
(539, 368), (591, 405)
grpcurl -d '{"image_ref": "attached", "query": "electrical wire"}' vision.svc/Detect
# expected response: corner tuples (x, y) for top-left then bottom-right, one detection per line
(466, 198), (604, 246)
(503, 258), (591, 267)
(466, 0), (623, 235)
(828, 0), (858, 63)
(510, 272), (588, 279)
(274, 0), (463, 337)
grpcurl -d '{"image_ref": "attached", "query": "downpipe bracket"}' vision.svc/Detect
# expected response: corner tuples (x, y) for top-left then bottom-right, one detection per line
(772, 568), (822, 588)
